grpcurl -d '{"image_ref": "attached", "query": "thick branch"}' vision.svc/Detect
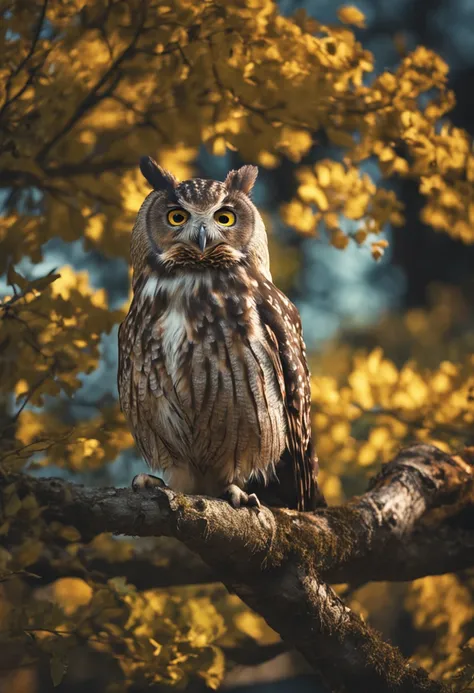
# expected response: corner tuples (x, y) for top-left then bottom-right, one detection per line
(328, 523), (474, 583)
(26, 522), (474, 591)
(3, 444), (472, 693)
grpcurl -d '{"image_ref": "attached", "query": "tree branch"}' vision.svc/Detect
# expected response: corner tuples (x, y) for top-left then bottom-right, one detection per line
(0, 0), (50, 122)
(3, 444), (473, 693)
(25, 521), (474, 592)
(0, 161), (134, 188)
(35, 2), (147, 165)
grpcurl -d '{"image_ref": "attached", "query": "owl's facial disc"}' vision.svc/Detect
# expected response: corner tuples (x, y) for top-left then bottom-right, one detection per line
(136, 160), (260, 274)
(158, 199), (240, 259)
(165, 206), (229, 251)
(159, 206), (244, 270)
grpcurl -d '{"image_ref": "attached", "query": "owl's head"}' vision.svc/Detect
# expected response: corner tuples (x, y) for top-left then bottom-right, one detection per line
(131, 157), (270, 280)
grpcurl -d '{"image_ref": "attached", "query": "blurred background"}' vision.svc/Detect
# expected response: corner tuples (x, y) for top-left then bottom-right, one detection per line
(16, 0), (474, 476)
(1, 0), (474, 691)
(16, 0), (473, 495)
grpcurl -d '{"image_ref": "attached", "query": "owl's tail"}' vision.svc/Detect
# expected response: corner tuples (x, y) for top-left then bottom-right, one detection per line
(246, 449), (326, 511)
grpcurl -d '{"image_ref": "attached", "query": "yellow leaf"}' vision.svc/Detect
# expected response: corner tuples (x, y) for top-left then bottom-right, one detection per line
(199, 647), (225, 691)
(57, 525), (82, 542)
(345, 193), (370, 219)
(369, 427), (390, 449)
(358, 443), (377, 466)
(211, 137), (227, 156)
(53, 578), (93, 615)
(85, 215), (104, 242)
(258, 151), (280, 168)
(354, 229), (368, 244)
(298, 184), (329, 211)
(14, 538), (44, 567)
(321, 474), (343, 502)
(330, 229), (349, 249)
(371, 243), (385, 260)
(331, 421), (350, 443)
(337, 5), (366, 28)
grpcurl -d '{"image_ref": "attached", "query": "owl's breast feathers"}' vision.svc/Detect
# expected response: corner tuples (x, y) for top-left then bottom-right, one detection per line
(118, 265), (319, 510)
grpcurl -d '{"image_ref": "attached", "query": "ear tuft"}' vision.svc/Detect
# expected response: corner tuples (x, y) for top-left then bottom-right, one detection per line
(224, 165), (258, 195)
(139, 156), (178, 192)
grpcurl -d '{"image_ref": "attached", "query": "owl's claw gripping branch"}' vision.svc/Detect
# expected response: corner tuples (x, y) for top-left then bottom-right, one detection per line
(222, 483), (261, 509)
(131, 473), (167, 491)
(2, 444), (473, 693)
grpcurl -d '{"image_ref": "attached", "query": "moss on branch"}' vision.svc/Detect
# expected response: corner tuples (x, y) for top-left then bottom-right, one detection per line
(2, 443), (472, 693)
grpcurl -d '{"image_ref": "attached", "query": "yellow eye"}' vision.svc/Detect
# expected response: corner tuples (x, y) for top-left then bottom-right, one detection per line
(167, 209), (189, 226)
(214, 209), (236, 227)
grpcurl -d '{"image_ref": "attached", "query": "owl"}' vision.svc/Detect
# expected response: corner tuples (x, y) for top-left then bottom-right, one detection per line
(118, 157), (322, 511)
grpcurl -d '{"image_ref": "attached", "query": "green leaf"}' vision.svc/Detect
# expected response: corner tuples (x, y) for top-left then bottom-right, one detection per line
(50, 652), (68, 687)
(29, 273), (60, 292)
(6, 265), (28, 291)
(108, 576), (134, 595)
(4, 493), (22, 517)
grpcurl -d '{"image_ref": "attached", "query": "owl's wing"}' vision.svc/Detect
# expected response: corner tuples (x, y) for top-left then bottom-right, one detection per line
(256, 280), (319, 511)
(118, 280), (183, 466)
(118, 291), (154, 463)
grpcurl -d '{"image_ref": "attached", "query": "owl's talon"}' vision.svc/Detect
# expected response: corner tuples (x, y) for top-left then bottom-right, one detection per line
(223, 484), (261, 509)
(132, 473), (167, 492)
(247, 493), (261, 509)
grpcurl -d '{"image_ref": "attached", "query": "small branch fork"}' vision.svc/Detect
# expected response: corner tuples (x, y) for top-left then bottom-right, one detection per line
(3, 444), (473, 693)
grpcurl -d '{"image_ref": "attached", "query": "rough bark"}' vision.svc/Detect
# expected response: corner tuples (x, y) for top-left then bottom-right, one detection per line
(2, 444), (473, 693)
(26, 522), (474, 591)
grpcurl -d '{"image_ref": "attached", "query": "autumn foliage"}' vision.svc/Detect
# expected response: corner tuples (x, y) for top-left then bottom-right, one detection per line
(0, 1), (473, 691)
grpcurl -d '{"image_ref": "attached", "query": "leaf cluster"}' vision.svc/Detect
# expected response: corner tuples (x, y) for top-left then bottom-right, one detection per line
(1, 0), (474, 690)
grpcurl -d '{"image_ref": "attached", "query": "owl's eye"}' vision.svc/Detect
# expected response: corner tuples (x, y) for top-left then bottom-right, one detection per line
(167, 209), (189, 226)
(214, 209), (236, 227)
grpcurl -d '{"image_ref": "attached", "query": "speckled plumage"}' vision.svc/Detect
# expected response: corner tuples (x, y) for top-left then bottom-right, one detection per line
(118, 158), (319, 510)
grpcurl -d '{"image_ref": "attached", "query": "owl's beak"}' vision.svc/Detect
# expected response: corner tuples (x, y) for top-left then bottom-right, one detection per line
(198, 224), (207, 253)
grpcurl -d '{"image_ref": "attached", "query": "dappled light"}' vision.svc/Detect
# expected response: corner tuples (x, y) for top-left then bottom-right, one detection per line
(0, 1), (473, 692)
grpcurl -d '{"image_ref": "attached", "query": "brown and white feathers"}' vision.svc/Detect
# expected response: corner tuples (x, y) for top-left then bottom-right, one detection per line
(118, 157), (320, 510)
